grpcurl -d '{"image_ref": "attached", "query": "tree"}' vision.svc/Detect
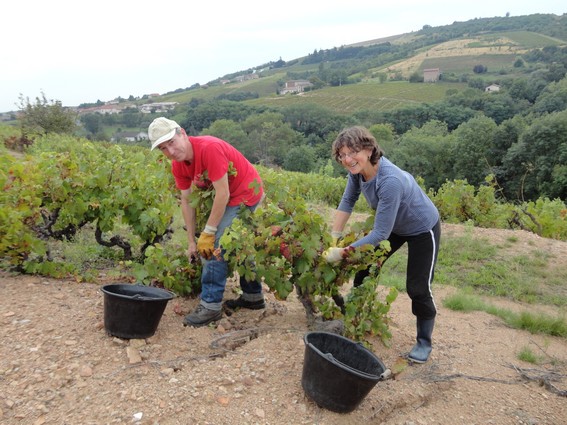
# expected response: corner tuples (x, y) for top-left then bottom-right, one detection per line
(391, 120), (454, 190)
(283, 145), (316, 172)
(121, 112), (142, 128)
(452, 115), (498, 187)
(308, 76), (326, 90)
(240, 112), (304, 166)
(533, 77), (567, 114)
(409, 71), (423, 83)
(101, 113), (117, 126)
(201, 119), (248, 152)
(281, 103), (351, 141)
(473, 64), (487, 74)
(545, 63), (567, 83)
(467, 78), (486, 90)
(504, 110), (567, 200)
(429, 101), (477, 131)
(182, 100), (261, 134)
(526, 72), (550, 103)
(327, 70), (349, 87)
(18, 92), (77, 136)
(80, 113), (102, 136)
(508, 78), (531, 101)
(368, 123), (395, 154)
(377, 72), (387, 83)
(380, 104), (433, 134)
(490, 115), (528, 199)
(481, 93), (520, 124)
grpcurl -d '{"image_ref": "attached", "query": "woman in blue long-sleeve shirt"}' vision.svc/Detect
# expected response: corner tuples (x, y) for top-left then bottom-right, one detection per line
(324, 126), (441, 363)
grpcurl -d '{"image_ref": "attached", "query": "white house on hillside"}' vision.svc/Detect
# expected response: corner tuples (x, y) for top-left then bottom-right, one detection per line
(80, 105), (124, 115)
(485, 84), (501, 93)
(111, 131), (148, 142)
(280, 80), (313, 95)
(139, 102), (178, 114)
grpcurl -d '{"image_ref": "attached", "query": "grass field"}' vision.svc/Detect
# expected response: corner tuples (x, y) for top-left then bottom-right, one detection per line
(245, 81), (467, 114)
(160, 76), (467, 115)
(420, 54), (518, 74)
(495, 30), (565, 48)
(159, 72), (284, 104)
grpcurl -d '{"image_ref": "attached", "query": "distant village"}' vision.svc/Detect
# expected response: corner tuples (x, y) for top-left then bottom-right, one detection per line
(0, 94), (178, 120)
(77, 97), (178, 116)
(0, 94), (180, 142)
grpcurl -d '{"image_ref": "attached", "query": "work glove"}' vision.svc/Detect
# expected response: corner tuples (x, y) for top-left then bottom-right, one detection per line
(331, 231), (343, 247)
(197, 225), (217, 259)
(323, 247), (345, 263)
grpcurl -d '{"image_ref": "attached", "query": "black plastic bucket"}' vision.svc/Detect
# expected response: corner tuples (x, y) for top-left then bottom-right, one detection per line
(301, 331), (386, 413)
(101, 284), (174, 339)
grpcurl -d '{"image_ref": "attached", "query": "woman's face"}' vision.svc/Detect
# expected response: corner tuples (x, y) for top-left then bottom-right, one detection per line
(337, 146), (372, 174)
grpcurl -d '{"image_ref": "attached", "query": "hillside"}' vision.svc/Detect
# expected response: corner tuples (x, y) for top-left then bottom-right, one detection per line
(5, 12), (567, 202)
(153, 13), (567, 115)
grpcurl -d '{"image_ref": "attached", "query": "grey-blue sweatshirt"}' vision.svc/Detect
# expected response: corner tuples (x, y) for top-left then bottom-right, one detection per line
(337, 157), (439, 248)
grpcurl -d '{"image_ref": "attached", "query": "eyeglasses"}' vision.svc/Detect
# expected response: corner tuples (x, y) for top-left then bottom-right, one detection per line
(338, 151), (358, 161)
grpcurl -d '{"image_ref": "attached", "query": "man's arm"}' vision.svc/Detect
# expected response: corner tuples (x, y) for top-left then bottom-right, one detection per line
(207, 173), (230, 228)
(195, 173), (230, 259)
(180, 188), (197, 258)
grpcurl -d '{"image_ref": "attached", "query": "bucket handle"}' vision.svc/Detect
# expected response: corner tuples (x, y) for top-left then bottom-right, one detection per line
(130, 293), (164, 301)
(132, 284), (177, 300)
(379, 369), (392, 380)
(315, 347), (383, 380)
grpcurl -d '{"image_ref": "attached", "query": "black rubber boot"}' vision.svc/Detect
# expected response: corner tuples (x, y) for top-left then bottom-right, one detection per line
(408, 318), (435, 363)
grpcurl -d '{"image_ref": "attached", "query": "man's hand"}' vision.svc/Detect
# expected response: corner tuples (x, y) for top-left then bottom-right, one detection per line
(186, 244), (198, 263)
(323, 247), (345, 263)
(197, 225), (217, 259)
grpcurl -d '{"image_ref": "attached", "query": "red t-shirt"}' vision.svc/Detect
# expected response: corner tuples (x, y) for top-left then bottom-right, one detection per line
(171, 135), (263, 206)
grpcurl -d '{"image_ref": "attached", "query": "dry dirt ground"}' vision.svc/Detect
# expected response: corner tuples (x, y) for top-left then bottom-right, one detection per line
(1, 224), (567, 425)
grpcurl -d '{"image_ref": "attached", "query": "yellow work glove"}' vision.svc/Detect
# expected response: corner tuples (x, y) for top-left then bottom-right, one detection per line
(197, 225), (217, 259)
(323, 247), (344, 263)
(331, 231), (343, 247)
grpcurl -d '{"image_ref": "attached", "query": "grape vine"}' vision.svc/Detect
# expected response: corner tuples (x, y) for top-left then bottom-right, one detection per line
(3, 132), (566, 344)
(218, 175), (398, 344)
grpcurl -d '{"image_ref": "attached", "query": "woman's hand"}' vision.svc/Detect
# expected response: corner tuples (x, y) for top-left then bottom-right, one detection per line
(322, 247), (345, 263)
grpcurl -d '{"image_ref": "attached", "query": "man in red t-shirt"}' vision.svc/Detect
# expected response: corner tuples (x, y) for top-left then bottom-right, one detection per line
(148, 117), (265, 327)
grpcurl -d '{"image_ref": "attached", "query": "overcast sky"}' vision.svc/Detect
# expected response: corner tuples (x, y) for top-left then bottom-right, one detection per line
(1, 1), (564, 113)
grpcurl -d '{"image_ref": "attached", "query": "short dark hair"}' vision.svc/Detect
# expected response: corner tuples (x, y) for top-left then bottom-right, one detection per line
(332, 126), (384, 165)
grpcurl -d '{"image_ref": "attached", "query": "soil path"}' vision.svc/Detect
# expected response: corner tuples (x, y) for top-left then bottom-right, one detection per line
(1, 224), (567, 425)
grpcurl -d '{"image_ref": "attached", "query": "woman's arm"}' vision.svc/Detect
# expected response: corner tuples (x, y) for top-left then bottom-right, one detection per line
(332, 210), (351, 234)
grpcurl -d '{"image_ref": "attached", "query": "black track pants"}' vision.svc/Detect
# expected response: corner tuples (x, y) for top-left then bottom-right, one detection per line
(353, 220), (441, 320)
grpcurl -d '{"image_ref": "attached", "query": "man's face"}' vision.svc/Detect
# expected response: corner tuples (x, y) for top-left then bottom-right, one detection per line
(158, 132), (186, 161)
